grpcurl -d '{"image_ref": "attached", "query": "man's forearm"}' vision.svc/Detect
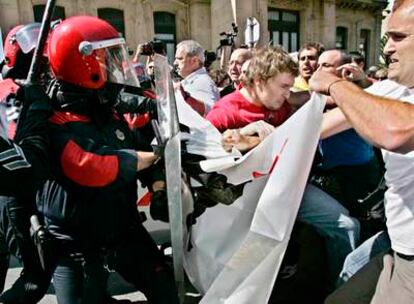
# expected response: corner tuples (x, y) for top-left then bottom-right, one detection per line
(330, 81), (414, 153)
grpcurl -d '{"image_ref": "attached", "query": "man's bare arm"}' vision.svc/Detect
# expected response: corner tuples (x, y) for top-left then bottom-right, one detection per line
(311, 71), (414, 153)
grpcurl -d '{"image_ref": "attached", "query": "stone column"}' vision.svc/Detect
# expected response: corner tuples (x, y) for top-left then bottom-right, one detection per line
(373, 10), (383, 66)
(0, 0), (20, 31)
(135, 0), (154, 44)
(76, 0), (89, 15)
(188, 0), (211, 49)
(210, 0), (238, 48)
(320, 0), (336, 49)
(300, 0), (318, 45)
(17, 0), (34, 24)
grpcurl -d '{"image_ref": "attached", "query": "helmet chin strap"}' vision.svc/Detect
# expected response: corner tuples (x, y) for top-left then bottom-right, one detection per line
(98, 82), (123, 105)
(51, 80), (98, 110)
(50, 80), (123, 113)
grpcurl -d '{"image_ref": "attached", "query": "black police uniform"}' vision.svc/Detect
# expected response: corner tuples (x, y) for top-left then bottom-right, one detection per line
(0, 84), (53, 303)
(36, 85), (178, 304)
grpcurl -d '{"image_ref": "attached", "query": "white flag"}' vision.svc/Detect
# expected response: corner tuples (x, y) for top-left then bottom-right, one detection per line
(181, 94), (325, 303)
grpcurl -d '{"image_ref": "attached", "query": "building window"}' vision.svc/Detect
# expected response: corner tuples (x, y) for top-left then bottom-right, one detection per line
(33, 5), (65, 22)
(268, 8), (299, 52)
(154, 12), (176, 63)
(336, 26), (348, 50)
(97, 8), (125, 38)
(360, 29), (371, 66)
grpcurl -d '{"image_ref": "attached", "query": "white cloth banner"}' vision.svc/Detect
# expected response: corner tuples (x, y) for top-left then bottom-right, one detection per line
(176, 92), (241, 160)
(182, 93), (326, 303)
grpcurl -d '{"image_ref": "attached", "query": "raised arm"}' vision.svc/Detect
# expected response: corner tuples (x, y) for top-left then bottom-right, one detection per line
(310, 70), (414, 153)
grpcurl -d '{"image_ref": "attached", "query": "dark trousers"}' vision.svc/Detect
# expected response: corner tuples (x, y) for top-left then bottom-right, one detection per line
(53, 253), (107, 304)
(52, 224), (179, 304)
(0, 197), (52, 304)
(312, 157), (384, 241)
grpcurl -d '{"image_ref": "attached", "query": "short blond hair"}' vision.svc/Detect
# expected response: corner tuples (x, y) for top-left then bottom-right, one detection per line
(241, 46), (298, 87)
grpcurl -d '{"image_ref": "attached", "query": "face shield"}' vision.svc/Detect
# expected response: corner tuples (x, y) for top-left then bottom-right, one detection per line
(0, 31), (4, 70)
(15, 23), (41, 54)
(79, 37), (140, 88)
(0, 102), (7, 138)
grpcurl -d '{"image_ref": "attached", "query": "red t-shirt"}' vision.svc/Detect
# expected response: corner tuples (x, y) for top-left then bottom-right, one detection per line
(206, 90), (292, 132)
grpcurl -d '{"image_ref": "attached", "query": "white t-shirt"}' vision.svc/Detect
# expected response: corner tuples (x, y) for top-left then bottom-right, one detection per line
(366, 80), (414, 255)
(181, 67), (220, 114)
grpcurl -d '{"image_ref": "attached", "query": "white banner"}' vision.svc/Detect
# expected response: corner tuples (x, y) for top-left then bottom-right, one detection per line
(181, 93), (325, 303)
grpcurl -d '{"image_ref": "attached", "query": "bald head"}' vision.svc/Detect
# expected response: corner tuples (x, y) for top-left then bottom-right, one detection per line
(317, 49), (351, 77)
(228, 48), (253, 84)
(384, 0), (414, 87)
(392, 0), (414, 12)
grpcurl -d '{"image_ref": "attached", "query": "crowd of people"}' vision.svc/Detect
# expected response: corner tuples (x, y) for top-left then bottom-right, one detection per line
(0, 0), (413, 303)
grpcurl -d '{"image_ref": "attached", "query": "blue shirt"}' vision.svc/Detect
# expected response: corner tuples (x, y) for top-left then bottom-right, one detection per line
(320, 129), (374, 169)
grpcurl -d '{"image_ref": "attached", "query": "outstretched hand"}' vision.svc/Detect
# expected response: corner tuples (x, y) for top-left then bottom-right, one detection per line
(222, 129), (261, 153)
(239, 120), (275, 140)
(337, 63), (367, 82)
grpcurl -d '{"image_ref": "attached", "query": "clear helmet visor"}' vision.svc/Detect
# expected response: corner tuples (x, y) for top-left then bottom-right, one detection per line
(80, 38), (140, 88)
(103, 44), (140, 87)
(15, 23), (41, 54)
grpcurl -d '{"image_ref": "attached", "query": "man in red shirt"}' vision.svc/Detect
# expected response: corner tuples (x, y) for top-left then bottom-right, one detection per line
(206, 46), (296, 132)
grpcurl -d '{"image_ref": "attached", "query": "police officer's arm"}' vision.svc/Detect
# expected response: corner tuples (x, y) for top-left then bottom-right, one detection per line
(0, 96), (51, 196)
(310, 70), (414, 153)
(0, 137), (37, 196)
(48, 122), (157, 189)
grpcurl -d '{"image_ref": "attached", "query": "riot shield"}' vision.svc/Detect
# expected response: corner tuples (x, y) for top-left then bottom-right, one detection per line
(153, 54), (185, 302)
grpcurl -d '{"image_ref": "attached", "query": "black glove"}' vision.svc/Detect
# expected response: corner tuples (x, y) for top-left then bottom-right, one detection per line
(149, 190), (169, 222)
(14, 80), (49, 107)
(194, 173), (243, 206)
(13, 82), (52, 143)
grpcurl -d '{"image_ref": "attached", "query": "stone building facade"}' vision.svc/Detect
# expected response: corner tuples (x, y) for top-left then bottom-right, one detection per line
(0, 0), (387, 65)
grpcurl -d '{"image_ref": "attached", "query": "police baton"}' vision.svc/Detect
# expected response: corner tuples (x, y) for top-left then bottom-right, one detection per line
(30, 214), (56, 272)
(26, 0), (56, 84)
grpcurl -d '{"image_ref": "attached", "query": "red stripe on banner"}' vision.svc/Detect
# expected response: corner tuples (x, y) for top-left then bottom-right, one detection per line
(252, 138), (289, 178)
(61, 140), (119, 187)
(137, 191), (153, 206)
